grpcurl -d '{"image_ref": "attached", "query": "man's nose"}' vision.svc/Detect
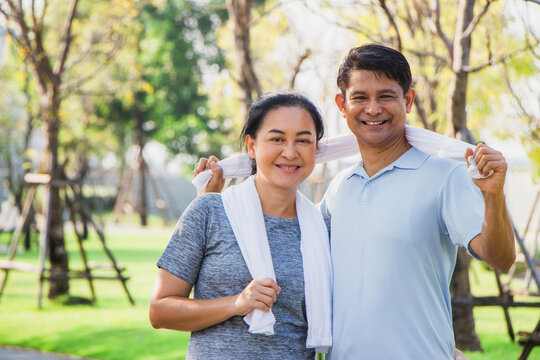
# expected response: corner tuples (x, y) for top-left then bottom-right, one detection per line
(365, 99), (381, 115)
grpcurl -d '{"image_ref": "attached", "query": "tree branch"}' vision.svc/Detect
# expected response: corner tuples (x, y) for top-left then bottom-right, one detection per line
(302, 1), (382, 43)
(501, 62), (540, 141)
(53, 0), (79, 77)
(60, 40), (123, 95)
(378, 0), (402, 51)
(250, 0), (286, 27)
(463, 43), (534, 72)
(461, 0), (496, 40)
(289, 49), (311, 89)
(31, 0), (37, 30)
(426, 0), (452, 57)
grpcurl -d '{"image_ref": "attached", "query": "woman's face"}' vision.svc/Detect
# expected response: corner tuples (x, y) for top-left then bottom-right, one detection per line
(246, 106), (317, 193)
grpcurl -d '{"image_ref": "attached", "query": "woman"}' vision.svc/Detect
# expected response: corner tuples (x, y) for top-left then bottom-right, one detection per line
(149, 92), (332, 359)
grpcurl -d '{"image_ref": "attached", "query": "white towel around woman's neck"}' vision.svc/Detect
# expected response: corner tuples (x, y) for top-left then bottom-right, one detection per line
(192, 125), (490, 192)
(221, 175), (332, 353)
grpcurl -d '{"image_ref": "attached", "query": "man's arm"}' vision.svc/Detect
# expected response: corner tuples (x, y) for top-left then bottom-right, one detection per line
(466, 145), (515, 270)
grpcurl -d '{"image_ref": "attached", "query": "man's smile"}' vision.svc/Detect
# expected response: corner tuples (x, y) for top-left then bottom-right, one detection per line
(361, 120), (388, 126)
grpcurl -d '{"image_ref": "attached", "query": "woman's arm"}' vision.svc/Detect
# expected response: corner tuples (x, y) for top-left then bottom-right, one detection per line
(149, 268), (281, 332)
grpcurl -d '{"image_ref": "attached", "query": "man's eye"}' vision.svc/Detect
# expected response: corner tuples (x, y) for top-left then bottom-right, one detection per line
(297, 139), (312, 144)
(271, 137), (284, 142)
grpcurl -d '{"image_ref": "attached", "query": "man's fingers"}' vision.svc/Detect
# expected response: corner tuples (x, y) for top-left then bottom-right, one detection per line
(464, 148), (474, 165)
(475, 154), (503, 171)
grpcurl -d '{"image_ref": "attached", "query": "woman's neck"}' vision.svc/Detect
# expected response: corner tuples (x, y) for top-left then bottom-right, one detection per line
(254, 176), (297, 219)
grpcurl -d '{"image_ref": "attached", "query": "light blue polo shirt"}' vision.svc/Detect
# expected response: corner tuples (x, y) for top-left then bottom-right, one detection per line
(320, 147), (484, 360)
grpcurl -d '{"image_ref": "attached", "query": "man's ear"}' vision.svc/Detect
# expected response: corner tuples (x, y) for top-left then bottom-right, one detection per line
(335, 93), (347, 118)
(405, 88), (416, 113)
(246, 135), (256, 159)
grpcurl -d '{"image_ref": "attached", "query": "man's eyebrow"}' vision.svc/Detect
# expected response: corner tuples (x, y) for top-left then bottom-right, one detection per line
(349, 88), (398, 96)
(349, 90), (366, 96)
(378, 88), (398, 94)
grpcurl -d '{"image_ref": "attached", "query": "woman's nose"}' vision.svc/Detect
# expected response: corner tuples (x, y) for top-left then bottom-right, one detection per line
(281, 142), (298, 159)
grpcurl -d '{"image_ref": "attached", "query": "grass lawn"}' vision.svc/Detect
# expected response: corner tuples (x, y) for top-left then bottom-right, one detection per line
(0, 225), (539, 359)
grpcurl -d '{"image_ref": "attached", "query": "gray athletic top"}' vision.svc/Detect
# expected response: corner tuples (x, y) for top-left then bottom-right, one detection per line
(157, 193), (315, 360)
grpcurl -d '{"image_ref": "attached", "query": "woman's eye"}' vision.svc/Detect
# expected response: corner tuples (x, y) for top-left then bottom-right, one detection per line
(270, 137), (284, 142)
(297, 139), (312, 144)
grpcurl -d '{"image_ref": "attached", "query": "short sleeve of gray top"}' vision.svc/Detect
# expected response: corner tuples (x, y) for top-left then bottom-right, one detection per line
(157, 193), (315, 360)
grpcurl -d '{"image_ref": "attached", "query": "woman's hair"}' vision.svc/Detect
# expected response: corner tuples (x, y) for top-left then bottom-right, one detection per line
(240, 91), (325, 174)
(337, 44), (412, 96)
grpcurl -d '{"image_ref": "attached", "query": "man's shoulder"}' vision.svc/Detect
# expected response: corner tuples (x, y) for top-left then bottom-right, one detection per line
(420, 152), (467, 178)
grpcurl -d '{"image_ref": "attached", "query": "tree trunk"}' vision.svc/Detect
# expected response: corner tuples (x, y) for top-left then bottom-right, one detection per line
(446, 0), (475, 142)
(135, 105), (147, 227)
(42, 90), (69, 298)
(448, 0), (482, 351)
(226, 0), (262, 119)
(451, 248), (483, 351)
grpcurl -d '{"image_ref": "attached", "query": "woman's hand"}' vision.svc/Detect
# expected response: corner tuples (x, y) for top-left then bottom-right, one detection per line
(233, 278), (281, 315)
(193, 155), (225, 195)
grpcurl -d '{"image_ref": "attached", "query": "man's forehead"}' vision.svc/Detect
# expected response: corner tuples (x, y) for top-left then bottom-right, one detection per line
(346, 71), (401, 91)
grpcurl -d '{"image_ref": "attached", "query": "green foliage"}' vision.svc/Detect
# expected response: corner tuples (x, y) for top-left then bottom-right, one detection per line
(95, 0), (230, 172)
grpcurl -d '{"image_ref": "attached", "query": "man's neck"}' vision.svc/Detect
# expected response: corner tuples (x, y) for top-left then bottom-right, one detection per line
(359, 136), (411, 177)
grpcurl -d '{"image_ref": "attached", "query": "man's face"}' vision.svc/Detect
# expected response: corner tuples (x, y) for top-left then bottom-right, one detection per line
(335, 70), (415, 150)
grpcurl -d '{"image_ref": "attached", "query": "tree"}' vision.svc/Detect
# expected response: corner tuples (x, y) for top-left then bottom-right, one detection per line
(0, 0), (81, 298)
(95, 0), (229, 225)
(304, 0), (538, 350)
(0, 0), (135, 299)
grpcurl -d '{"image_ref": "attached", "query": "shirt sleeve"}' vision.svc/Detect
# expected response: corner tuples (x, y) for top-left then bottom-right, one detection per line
(439, 164), (485, 250)
(156, 195), (212, 285)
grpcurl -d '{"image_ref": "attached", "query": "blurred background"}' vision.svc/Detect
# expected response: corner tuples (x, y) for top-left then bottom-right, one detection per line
(0, 0), (539, 359)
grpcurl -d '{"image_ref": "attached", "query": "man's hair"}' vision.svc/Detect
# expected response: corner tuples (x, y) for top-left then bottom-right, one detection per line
(337, 44), (412, 96)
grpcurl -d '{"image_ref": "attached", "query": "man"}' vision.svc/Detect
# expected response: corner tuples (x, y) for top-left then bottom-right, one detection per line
(196, 44), (515, 359)
(321, 44), (514, 359)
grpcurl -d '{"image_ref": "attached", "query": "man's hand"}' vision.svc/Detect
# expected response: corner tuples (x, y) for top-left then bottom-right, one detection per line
(193, 156), (225, 195)
(465, 144), (507, 195)
(466, 143), (515, 270)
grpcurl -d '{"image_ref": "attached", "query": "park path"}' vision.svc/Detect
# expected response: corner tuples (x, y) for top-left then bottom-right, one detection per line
(0, 347), (92, 360)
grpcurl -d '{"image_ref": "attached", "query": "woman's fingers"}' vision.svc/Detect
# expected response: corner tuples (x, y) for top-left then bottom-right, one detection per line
(193, 156), (225, 194)
(193, 157), (208, 177)
(234, 278), (281, 315)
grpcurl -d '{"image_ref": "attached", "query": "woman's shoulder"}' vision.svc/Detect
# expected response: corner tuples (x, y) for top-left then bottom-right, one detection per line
(195, 192), (223, 206)
(184, 193), (225, 219)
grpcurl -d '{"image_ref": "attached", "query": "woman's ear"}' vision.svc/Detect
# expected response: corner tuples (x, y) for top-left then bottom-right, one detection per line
(246, 135), (256, 159)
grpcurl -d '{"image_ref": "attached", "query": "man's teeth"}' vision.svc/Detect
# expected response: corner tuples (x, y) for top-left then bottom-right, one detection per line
(279, 165), (298, 169)
(365, 121), (384, 125)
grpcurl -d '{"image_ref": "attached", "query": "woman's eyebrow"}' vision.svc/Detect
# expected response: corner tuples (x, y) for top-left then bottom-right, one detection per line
(266, 129), (313, 136)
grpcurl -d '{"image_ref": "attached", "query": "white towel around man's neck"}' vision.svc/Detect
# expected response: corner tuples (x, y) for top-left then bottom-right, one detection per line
(192, 125), (490, 192)
(221, 175), (332, 353)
